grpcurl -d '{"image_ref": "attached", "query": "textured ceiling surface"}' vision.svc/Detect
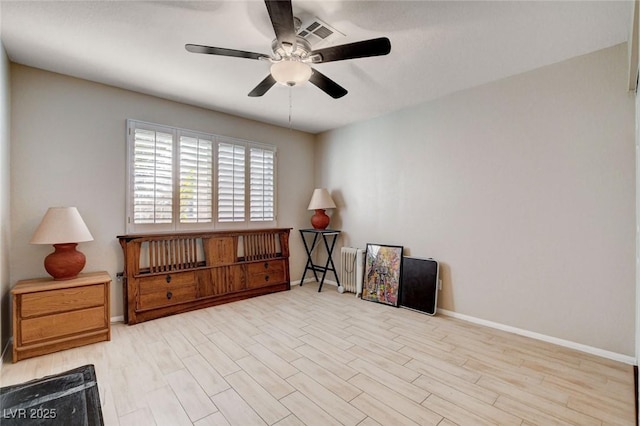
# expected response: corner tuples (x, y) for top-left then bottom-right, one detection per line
(0, 1), (634, 133)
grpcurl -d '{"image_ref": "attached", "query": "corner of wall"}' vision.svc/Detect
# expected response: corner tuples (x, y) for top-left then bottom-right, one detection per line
(0, 40), (12, 357)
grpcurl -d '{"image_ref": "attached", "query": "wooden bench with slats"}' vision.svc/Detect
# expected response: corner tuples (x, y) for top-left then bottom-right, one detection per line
(118, 228), (291, 324)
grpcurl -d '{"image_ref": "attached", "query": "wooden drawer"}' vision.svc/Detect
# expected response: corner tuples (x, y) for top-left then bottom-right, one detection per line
(138, 272), (195, 294)
(247, 260), (285, 288)
(21, 284), (105, 318)
(138, 285), (197, 310)
(20, 306), (107, 345)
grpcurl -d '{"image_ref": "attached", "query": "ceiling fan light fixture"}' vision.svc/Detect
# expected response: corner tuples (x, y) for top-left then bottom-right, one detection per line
(270, 60), (312, 86)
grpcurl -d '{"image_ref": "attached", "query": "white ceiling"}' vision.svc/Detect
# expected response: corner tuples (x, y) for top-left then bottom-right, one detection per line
(0, 1), (634, 134)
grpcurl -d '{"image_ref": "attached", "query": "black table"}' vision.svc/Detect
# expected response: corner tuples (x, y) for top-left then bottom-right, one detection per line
(299, 229), (341, 292)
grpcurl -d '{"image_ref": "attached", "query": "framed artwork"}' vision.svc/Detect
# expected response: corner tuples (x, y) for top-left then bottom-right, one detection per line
(400, 257), (439, 315)
(361, 243), (404, 306)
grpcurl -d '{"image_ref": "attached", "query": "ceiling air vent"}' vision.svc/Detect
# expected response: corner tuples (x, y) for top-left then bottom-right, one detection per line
(297, 17), (345, 48)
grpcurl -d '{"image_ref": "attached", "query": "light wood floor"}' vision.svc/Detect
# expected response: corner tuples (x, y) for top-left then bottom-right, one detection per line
(1, 283), (636, 425)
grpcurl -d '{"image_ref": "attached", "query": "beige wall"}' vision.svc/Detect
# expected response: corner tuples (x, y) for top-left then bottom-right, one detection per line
(9, 64), (315, 318)
(316, 44), (635, 356)
(0, 42), (11, 353)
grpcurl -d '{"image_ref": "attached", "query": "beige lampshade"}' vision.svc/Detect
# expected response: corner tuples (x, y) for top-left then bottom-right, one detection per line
(30, 207), (94, 244)
(307, 188), (336, 210)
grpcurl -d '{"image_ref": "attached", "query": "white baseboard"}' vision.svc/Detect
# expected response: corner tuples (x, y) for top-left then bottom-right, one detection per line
(292, 278), (337, 286)
(107, 281), (632, 365)
(292, 278), (339, 288)
(320, 281), (634, 363)
(438, 308), (636, 365)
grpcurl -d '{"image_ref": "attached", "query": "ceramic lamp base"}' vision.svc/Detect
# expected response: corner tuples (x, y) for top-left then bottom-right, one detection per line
(310, 209), (330, 230)
(44, 243), (86, 280)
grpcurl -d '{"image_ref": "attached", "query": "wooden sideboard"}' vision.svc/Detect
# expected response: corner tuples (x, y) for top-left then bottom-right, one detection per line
(118, 228), (291, 324)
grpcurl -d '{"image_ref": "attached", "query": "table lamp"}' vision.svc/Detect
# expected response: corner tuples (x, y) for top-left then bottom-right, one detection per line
(307, 188), (336, 230)
(30, 207), (94, 280)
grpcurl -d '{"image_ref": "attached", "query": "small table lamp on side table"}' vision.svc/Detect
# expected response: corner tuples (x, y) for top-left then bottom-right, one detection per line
(30, 207), (94, 280)
(307, 188), (336, 230)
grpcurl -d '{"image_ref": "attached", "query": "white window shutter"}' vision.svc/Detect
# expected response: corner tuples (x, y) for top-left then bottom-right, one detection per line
(179, 135), (213, 223)
(249, 146), (275, 221)
(132, 127), (173, 224)
(217, 142), (246, 222)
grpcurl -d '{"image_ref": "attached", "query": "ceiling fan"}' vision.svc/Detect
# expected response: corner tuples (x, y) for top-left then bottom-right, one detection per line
(185, 0), (391, 99)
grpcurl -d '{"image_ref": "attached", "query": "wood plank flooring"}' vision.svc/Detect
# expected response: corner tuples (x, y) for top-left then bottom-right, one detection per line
(1, 283), (635, 425)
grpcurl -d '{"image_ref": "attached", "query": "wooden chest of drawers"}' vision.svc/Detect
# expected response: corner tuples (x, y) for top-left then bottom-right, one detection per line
(12, 271), (111, 362)
(118, 228), (291, 324)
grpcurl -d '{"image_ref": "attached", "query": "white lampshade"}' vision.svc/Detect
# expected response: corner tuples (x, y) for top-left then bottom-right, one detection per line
(307, 188), (336, 210)
(30, 207), (94, 244)
(271, 60), (312, 86)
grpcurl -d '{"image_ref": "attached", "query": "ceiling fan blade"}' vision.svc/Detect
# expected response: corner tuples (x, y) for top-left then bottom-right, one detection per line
(248, 74), (277, 97)
(264, 0), (296, 47)
(311, 37), (391, 63)
(185, 44), (270, 60)
(309, 69), (347, 99)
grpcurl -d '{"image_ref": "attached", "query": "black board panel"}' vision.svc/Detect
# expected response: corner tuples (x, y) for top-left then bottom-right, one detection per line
(399, 257), (439, 315)
(0, 364), (103, 425)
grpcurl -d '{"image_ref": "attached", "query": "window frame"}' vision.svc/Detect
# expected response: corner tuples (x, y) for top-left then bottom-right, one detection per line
(126, 119), (277, 234)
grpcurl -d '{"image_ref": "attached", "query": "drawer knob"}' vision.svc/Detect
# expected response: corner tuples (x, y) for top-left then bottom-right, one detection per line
(264, 262), (269, 269)
(166, 291), (173, 300)
(264, 275), (270, 282)
(166, 274), (172, 283)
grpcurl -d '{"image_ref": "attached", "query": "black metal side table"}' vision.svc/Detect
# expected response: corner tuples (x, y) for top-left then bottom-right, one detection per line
(299, 229), (341, 292)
